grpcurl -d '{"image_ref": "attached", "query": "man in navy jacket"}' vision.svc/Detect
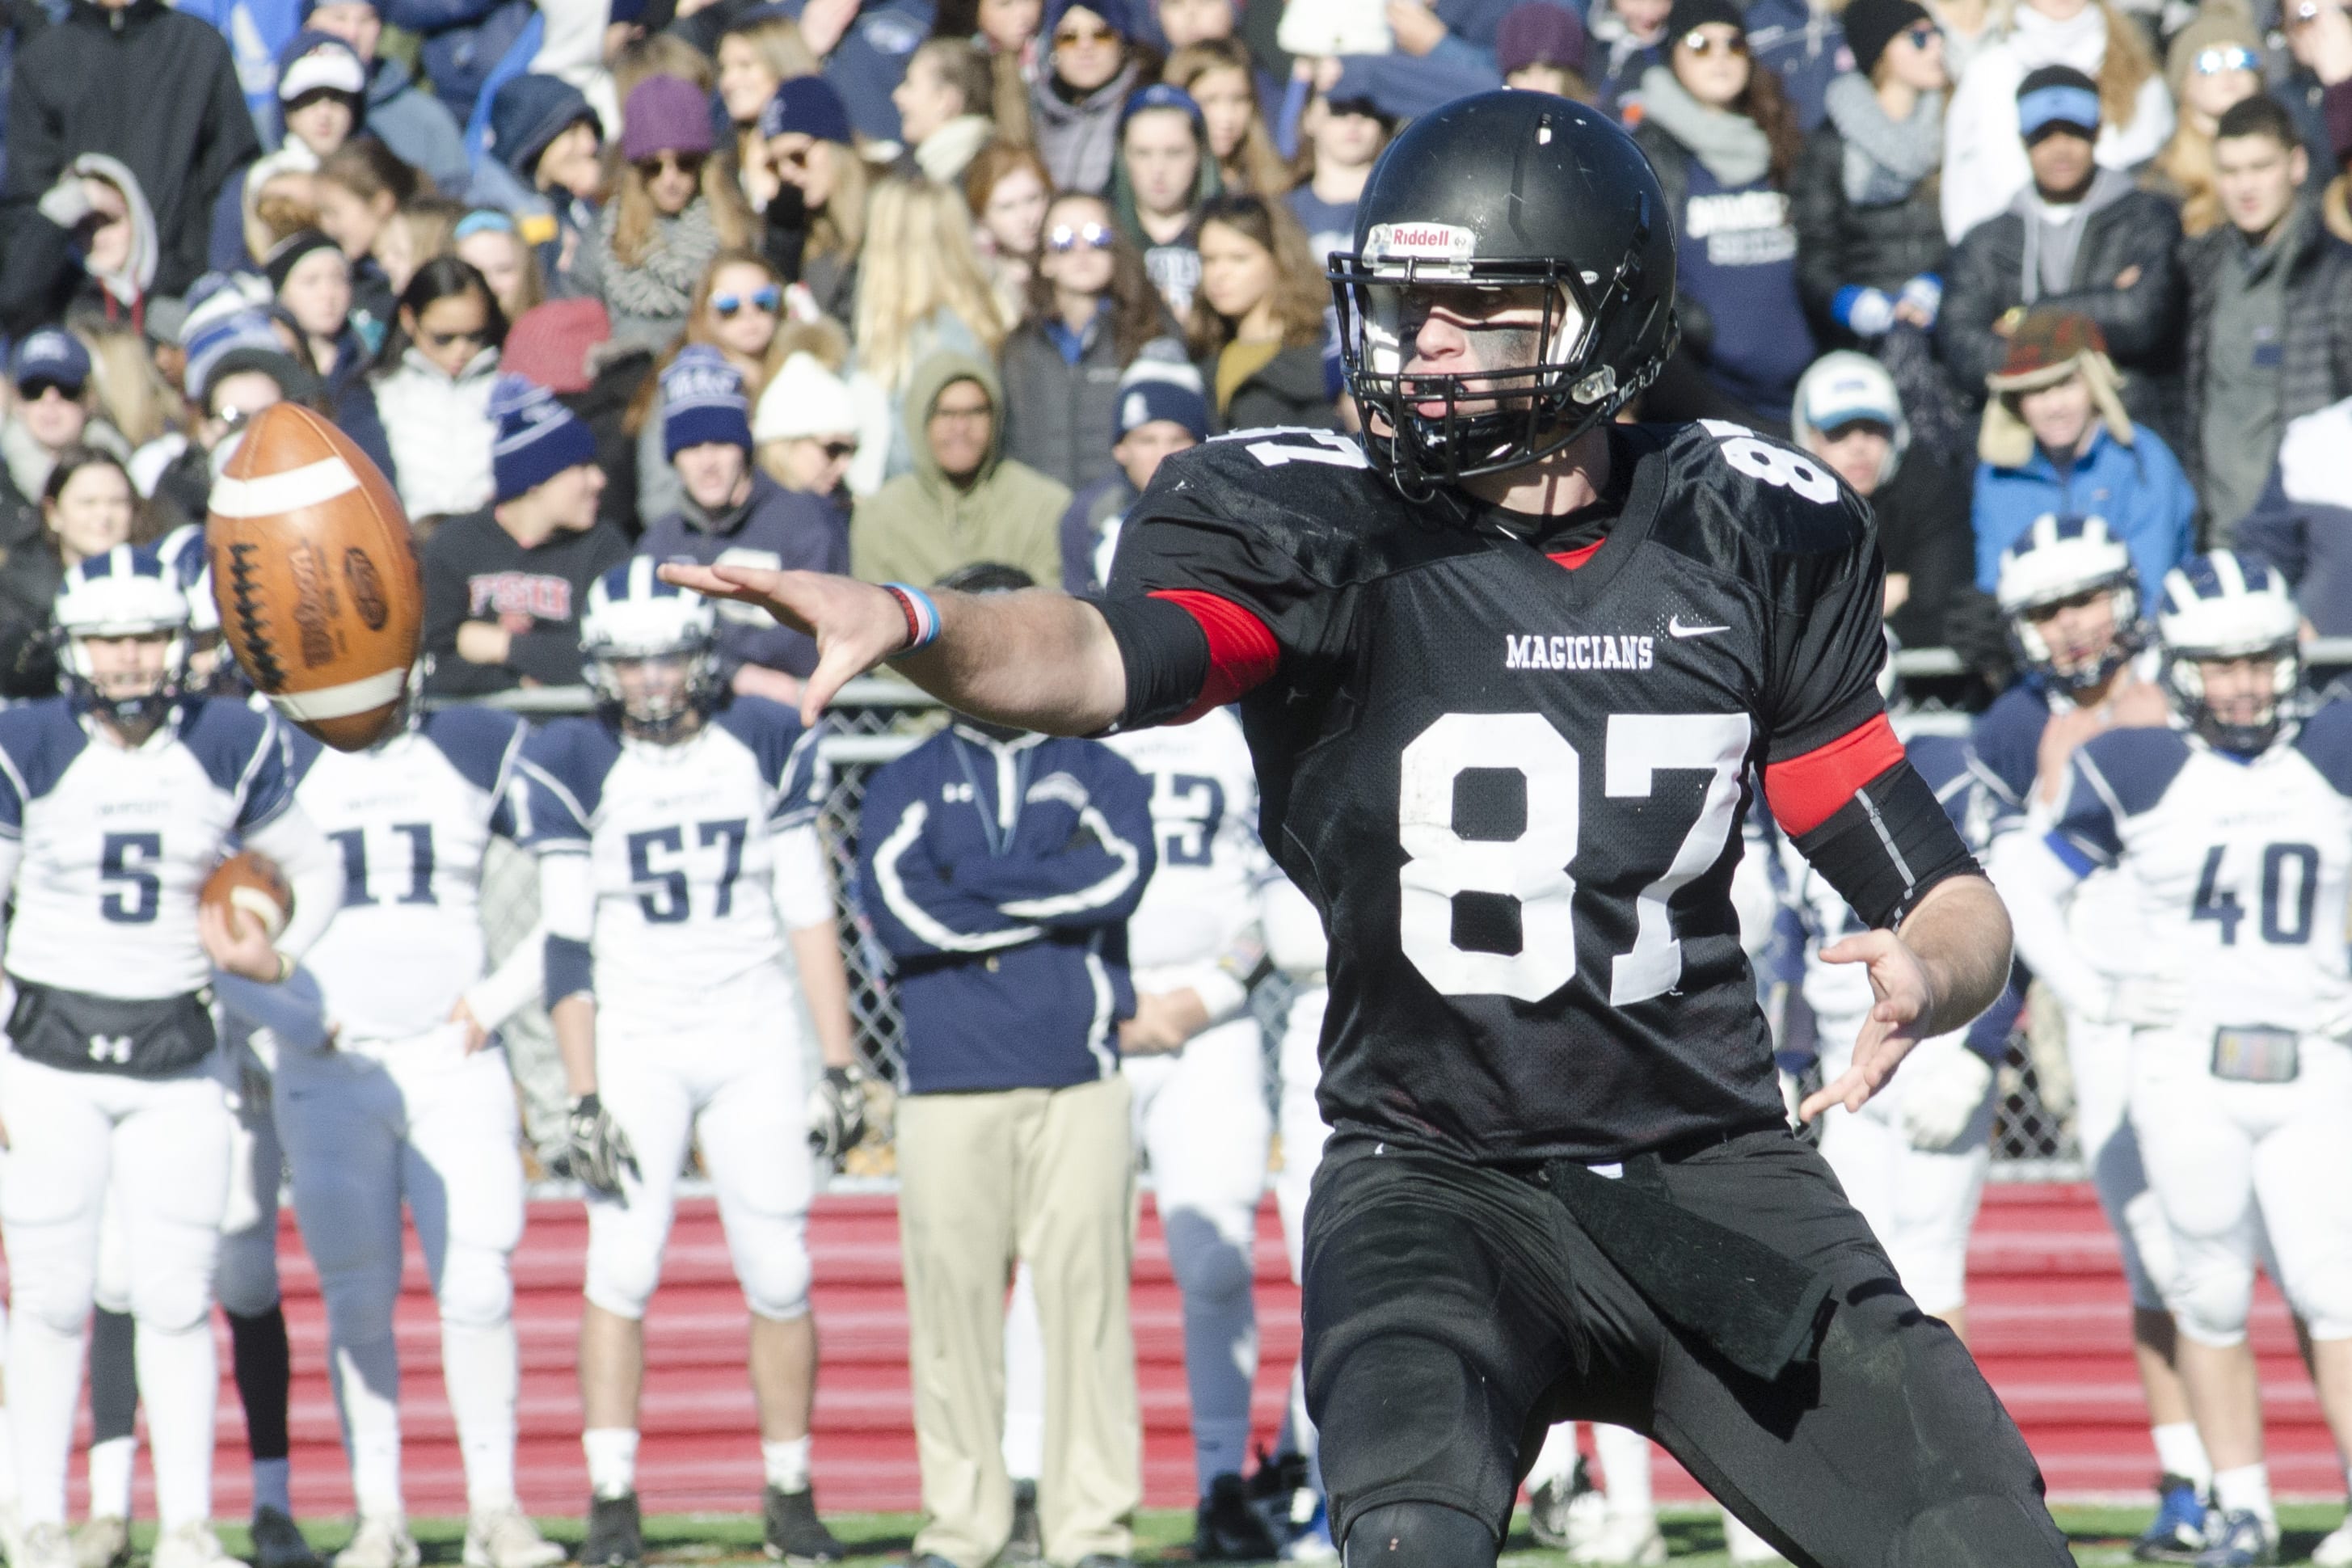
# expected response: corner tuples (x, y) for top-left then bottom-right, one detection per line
(856, 561), (1155, 1568)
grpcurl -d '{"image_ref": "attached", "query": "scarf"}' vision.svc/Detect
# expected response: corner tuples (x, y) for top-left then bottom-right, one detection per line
(1639, 65), (1773, 188)
(1823, 74), (1944, 207)
(596, 198), (723, 329)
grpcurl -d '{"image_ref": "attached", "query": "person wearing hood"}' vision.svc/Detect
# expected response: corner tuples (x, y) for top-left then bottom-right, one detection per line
(637, 348), (848, 700)
(1969, 310), (2192, 596)
(0, 154), (162, 338)
(1031, 0), (1145, 196)
(209, 29), (368, 272)
(305, 0), (471, 193)
(1633, 0), (1819, 432)
(894, 37), (999, 184)
(1791, 351), (1984, 660)
(1113, 83), (1220, 319)
(466, 73), (606, 289)
(1937, 0), (2173, 244)
(1, 0), (260, 300)
(1939, 66), (2184, 438)
(849, 349), (1068, 591)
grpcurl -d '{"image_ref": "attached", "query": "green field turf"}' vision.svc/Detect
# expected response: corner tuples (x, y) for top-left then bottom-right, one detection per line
(186, 1502), (2352, 1566)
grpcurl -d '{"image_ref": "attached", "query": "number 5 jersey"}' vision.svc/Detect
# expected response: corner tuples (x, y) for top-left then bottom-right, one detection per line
(1099, 421), (1980, 1163)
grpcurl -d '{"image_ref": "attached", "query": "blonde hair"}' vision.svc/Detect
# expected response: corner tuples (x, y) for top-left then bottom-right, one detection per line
(807, 141), (876, 265)
(723, 12), (817, 102)
(1166, 41), (1293, 196)
(853, 177), (1010, 391)
(1989, 0), (2160, 130)
(245, 171), (319, 266)
(612, 151), (757, 268)
(613, 32), (717, 107)
(623, 250), (795, 436)
(77, 323), (179, 449)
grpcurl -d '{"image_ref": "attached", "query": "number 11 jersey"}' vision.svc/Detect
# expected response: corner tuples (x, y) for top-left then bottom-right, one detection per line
(1107, 421), (1899, 1163)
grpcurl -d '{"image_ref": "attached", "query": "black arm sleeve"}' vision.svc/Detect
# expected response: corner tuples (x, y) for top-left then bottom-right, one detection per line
(1093, 593), (1211, 731)
(1791, 759), (1983, 930)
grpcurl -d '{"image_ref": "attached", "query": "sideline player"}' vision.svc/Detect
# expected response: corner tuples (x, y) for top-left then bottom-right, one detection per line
(519, 560), (863, 1568)
(1974, 515), (2238, 1560)
(1996, 554), (2352, 1568)
(0, 547), (339, 1568)
(668, 91), (2065, 1568)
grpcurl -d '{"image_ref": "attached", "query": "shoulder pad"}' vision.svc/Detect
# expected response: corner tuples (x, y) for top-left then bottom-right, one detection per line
(2293, 698), (2352, 798)
(711, 694), (811, 777)
(0, 700), (89, 807)
(423, 705), (529, 799)
(1639, 421), (1874, 587)
(522, 715), (622, 824)
(176, 695), (279, 799)
(2073, 726), (2193, 821)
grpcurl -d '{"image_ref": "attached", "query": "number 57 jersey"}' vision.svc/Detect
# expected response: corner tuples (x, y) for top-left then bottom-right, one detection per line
(1107, 421), (1929, 1164)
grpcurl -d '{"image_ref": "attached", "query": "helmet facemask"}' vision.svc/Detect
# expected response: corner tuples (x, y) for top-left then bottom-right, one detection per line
(584, 630), (721, 743)
(2009, 579), (2143, 694)
(2163, 640), (2301, 756)
(61, 625), (192, 731)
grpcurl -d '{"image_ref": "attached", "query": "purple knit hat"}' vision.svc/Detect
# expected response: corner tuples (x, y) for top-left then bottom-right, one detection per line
(622, 74), (715, 162)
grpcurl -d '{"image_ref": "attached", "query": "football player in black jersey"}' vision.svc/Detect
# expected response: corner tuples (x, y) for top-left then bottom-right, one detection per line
(667, 91), (2070, 1568)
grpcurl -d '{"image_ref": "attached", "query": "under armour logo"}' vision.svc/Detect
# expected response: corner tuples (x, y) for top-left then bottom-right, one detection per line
(88, 1035), (131, 1064)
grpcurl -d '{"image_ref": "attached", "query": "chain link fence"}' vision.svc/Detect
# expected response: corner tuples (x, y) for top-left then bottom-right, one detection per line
(463, 679), (2083, 1178)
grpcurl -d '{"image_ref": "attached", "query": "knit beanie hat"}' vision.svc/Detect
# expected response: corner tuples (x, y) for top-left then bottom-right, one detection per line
(1665, 0), (1743, 40)
(1978, 310), (2134, 467)
(504, 298), (613, 394)
(1496, 1), (1588, 75)
(662, 345), (752, 457)
(2164, 7), (2264, 103)
(1113, 377), (1208, 444)
(184, 310), (285, 403)
(622, 74), (715, 163)
(1842, 0), (1929, 78)
(490, 374), (599, 503)
(1043, 0), (1141, 40)
(264, 229), (345, 297)
(752, 352), (855, 441)
(758, 76), (854, 144)
(489, 74), (600, 179)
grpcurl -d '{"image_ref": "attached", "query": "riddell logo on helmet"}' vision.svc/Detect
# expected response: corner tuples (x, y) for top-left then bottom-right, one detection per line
(1367, 223), (1477, 261)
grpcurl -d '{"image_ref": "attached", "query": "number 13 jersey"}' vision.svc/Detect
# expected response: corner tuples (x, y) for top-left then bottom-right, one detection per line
(1106, 421), (1916, 1163)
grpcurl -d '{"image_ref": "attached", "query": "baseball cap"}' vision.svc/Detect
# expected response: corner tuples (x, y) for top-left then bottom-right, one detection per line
(13, 329), (91, 396)
(2017, 65), (2101, 141)
(1797, 354), (1899, 435)
(277, 31), (367, 102)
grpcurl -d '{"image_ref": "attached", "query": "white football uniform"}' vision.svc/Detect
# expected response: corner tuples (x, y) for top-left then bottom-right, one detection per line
(1999, 704), (2352, 1346)
(521, 698), (830, 1322)
(0, 696), (337, 1533)
(269, 707), (545, 1520)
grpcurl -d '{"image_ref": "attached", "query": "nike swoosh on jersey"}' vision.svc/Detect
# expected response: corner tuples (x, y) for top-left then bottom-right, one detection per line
(1668, 618), (1731, 638)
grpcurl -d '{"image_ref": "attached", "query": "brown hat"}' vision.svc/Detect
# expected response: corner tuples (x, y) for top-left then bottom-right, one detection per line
(1979, 310), (2135, 466)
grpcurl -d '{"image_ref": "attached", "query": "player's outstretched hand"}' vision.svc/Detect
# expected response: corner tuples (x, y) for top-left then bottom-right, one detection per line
(200, 901), (284, 984)
(1801, 928), (1937, 1121)
(658, 563), (906, 724)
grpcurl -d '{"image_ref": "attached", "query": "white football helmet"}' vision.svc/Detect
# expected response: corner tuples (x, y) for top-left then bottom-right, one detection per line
(1994, 513), (2143, 693)
(53, 545), (192, 725)
(580, 557), (720, 739)
(2157, 550), (2302, 754)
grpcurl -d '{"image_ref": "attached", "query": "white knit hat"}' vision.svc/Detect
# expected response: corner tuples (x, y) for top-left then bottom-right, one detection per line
(754, 352), (857, 443)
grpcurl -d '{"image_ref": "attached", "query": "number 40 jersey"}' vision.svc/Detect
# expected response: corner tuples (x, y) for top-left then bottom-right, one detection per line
(1106, 421), (1969, 1164)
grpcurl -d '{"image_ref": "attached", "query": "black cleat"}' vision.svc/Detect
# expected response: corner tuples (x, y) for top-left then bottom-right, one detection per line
(1195, 1473), (1282, 1562)
(762, 1485), (845, 1565)
(582, 1494), (643, 1568)
(1001, 1479), (1043, 1565)
(250, 1509), (322, 1568)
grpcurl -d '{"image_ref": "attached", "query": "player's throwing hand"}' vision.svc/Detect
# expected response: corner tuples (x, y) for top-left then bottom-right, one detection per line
(1801, 927), (1938, 1121)
(657, 563), (906, 724)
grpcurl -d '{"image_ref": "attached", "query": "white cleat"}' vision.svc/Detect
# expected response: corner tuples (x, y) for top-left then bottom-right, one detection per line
(67, 1516), (126, 1568)
(1566, 1511), (1667, 1566)
(17, 1524), (73, 1568)
(150, 1523), (244, 1568)
(1722, 1509), (1787, 1565)
(2313, 1517), (2352, 1567)
(330, 1518), (418, 1568)
(462, 1507), (564, 1568)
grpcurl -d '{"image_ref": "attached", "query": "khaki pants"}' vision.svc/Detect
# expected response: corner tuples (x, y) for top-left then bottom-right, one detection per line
(897, 1077), (1141, 1568)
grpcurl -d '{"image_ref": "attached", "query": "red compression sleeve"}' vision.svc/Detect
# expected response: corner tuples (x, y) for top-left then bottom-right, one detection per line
(1764, 712), (1906, 837)
(1150, 589), (1280, 723)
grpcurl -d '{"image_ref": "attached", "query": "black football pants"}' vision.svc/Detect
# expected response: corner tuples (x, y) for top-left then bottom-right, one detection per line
(1300, 1130), (2076, 1568)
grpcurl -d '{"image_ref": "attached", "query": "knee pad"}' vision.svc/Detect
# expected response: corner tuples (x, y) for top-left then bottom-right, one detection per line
(2114, 1187), (2179, 1313)
(1888, 1494), (2072, 1567)
(213, 1222), (281, 1318)
(735, 1214), (812, 1322)
(11, 1246), (96, 1338)
(2168, 1254), (2255, 1348)
(2276, 1247), (2352, 1342)
(584, 1212), (665, 1321)
(1162, 1208), (1256, 1307)
(436, 1246), (514, 1330)
(1342, 1503), (1496, 1568)
(129, 1263), (214, 1336)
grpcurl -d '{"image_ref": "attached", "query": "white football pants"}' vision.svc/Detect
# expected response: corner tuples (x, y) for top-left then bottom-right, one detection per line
(2068, 1010), (2181, 1313)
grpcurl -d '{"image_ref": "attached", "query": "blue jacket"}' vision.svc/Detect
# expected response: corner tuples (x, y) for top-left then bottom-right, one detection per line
(176, 0), (303, 144)
(1744, 0), (1845, 131)
(1971, 424), (2194, 600)
(380, 0), (532, 124)
(856, 724), (1153, 1094)
(365, 56), (470, 193)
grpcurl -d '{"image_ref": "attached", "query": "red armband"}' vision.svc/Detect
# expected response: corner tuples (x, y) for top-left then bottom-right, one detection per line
(1150, 589), (1280, 722)
(1764, 713), (1905, 837)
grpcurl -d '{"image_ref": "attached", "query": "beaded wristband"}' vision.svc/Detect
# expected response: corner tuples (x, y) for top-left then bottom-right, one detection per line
(880, 583), (942, 656)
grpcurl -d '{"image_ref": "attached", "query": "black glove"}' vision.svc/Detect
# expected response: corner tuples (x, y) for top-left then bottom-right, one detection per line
(565, 1092), (640, 1199)
(807, 1063), (867, 1161)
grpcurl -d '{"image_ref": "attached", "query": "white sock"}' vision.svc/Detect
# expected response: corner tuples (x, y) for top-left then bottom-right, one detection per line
(136, 1319), (217, 1532)
(251, 1457), (293, 1517)
(582, 1429), (639, 1501)
(441, 1319), (519, 1513)
(332, 1336), (404, 1522)
(86, 1436), (134, 1520)
(1593, 1425), (1653, 1518)
(761, 1437), (811, 1494)
(8, 1310), (83, 1527)
(2214, 1462), (2274, 1522)
(1001, 1271), (1044, 1485)
(1524, 1423), (1582, 1490)
(2152, 1422), (2213, 1490)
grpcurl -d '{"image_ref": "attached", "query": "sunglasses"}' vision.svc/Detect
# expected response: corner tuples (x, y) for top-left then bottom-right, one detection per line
(714, 285), (782, 318)
(1680, 28), (1747, 53)
(634, 151), (706, 179)
(2192, 44), (2261, 73)
(818, 439), (859, 460)
(1046, 221), (1116, 251)
(422, 325), (489, 350)
(1054, 22), (1116, 45)
(1901, 21), (1939, 46)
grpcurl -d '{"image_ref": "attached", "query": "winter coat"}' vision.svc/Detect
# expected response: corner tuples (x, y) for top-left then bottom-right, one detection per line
(1971, 421), (2194, 596)
(638, 470), (849, 677)
(1789, 116), (1948, 344)
(0, 152), (163, 338)
(172, 0), (300, 145)
(1939, 183), (2184, 434)
(1, 0), (259, 298)
(2178, 204), (2352, 504)
(849, 349), (1069, 591)
(372, 344), (499, 523)
(365, 56), (470, 196)
(0, 537), (62, 699)
(1031, 61), (1140, 198)
(318, 329), (398, 488)
(1744, 0), (1845, 130)
(379, 0), (532, 124)
(2238, 396), (2352, 636)
(998, 314), (1180, 493)
(1204, 342), (1337, 434)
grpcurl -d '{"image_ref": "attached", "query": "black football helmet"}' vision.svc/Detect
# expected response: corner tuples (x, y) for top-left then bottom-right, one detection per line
(1329, 90), (1679, 491)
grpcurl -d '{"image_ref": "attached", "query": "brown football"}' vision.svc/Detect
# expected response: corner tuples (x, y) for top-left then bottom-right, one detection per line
(201, 849), (293, 943)
(207, 403), (422, 751)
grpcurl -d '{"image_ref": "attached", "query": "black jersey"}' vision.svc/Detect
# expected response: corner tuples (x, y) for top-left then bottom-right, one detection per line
(1106, 421), (1899, 1163)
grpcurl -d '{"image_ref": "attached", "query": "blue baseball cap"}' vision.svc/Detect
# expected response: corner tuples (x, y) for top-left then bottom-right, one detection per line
(12, 329), (90, 396)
